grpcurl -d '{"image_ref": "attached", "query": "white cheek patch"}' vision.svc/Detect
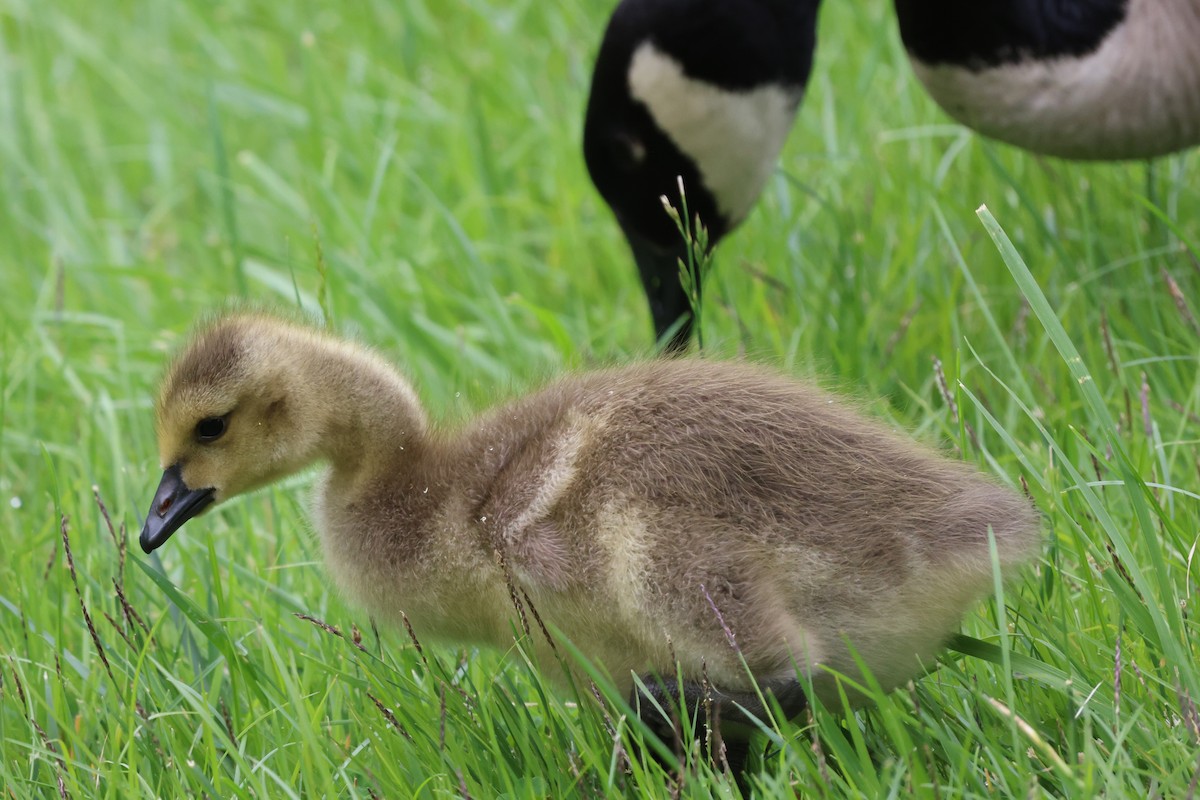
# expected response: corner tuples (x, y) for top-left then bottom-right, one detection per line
(628, 42), (801, 225)
(910, 0), (1200, 159)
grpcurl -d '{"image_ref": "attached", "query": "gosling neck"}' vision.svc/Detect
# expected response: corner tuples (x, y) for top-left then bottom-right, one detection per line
(290, 332), (430, 477)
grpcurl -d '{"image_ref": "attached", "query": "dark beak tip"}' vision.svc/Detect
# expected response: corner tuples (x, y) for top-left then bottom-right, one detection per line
(141, 464), (215, 555)
(139, 526), (160, 554)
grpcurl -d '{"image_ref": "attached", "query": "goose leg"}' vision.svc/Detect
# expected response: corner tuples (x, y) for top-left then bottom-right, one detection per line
(630, 673), (808, 777)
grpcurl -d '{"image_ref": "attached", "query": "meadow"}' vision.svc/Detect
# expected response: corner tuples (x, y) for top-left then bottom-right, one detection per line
(1, 0), (1198, 797)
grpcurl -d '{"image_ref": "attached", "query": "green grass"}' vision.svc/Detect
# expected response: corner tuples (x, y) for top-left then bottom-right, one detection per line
(2, 0), (1199, 797)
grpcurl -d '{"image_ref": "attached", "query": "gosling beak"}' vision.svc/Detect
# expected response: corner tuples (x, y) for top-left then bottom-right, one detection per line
(140, 464), (215, 553)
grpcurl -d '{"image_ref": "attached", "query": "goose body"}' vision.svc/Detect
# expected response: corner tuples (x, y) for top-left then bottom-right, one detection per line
(142, 314), (1040, 724)
(896, 0), (1200, 159)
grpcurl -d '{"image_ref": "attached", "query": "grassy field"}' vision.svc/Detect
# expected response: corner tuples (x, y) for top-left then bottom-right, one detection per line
(2, 0), (1199, 797)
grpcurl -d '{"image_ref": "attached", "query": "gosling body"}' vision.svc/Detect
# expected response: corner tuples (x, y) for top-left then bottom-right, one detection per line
(143, 314), (1039, 710)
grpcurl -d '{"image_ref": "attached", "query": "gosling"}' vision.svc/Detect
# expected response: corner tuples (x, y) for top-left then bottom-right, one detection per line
(141, 313), (1040, 771)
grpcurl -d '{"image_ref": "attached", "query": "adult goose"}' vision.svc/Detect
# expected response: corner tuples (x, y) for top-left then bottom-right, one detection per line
(583, 0), (1200, 348)
(141, 313), (1040, 775)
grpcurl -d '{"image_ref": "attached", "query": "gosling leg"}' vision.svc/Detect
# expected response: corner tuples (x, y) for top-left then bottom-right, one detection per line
(630, 674), (808, 777)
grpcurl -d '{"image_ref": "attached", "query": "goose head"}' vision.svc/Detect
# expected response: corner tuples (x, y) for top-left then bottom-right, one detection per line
(583, 0), (820, 350)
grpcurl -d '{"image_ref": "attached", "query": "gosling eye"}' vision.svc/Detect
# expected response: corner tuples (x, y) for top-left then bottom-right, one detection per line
(195, 414), (230, 443)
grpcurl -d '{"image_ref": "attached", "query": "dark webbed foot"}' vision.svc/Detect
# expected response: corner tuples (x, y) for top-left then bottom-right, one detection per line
(629, 673), (808, 778)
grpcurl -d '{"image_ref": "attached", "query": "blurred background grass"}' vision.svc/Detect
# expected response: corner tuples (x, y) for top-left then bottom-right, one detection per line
(1, 0), (1197, 797)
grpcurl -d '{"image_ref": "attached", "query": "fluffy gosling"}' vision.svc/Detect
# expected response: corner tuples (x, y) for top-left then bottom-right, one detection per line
(141, 313), (1040, 773)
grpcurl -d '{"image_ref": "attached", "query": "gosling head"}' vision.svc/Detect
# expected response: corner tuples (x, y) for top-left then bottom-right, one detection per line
(140, 316), (320, 554)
